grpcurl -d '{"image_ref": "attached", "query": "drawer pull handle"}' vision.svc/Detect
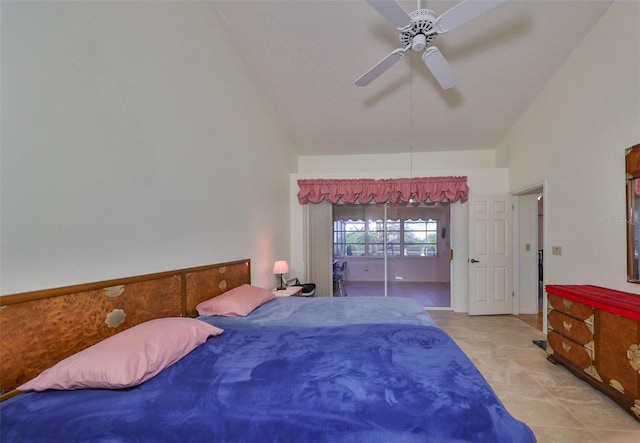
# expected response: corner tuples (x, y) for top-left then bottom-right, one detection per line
(563, 299), (573, 309)
(562, 321), (573, 331)
(562, 343), (572, 353)
(628, 344), (640, 373)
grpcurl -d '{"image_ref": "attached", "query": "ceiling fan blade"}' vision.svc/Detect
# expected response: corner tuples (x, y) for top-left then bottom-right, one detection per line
(366, 0), (413, 29)
(355, 48), (406, 87)
(437, 0), (505, 33)
(422, 47), (458, 90)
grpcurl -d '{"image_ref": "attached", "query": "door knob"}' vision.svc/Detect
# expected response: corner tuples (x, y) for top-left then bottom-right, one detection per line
(470, 259), (480, 263)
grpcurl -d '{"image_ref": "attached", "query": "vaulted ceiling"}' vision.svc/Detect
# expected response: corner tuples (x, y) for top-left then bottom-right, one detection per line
(212, 1), (613, 156)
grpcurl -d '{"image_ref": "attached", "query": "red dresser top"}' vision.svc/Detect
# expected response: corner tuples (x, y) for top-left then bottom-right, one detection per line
(546, 285), (640, 322)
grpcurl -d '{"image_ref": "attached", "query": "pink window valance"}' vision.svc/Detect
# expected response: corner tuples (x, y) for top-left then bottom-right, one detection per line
(297, 176), (469, 204)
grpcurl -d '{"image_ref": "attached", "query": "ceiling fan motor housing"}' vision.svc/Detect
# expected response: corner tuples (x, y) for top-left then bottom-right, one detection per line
(399, 9), (438, 51)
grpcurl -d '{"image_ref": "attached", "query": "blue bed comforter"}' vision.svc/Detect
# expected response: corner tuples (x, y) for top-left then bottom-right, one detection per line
(199, 296), (436, 329)
(0, 324), (535, 443)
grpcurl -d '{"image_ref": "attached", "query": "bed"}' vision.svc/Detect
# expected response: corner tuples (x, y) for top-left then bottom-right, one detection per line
(197, 295), (436, 329)
(0, 259), (536, 442)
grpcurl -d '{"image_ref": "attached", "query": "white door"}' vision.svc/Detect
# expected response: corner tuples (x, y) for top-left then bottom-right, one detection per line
(469, 195), (513, 315)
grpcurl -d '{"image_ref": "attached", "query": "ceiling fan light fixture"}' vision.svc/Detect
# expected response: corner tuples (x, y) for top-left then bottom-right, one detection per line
(411, 34), (427, 52)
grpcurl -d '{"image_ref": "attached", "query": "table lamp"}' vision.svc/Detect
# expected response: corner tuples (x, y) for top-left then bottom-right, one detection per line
(273, 260), (289, 290)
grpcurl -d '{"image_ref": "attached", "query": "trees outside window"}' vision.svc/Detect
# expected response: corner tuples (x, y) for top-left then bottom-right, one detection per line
(333, 205), (439, 258)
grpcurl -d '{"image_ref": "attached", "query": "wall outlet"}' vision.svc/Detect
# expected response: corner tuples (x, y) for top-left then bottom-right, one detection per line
(552, 246), (562, 256)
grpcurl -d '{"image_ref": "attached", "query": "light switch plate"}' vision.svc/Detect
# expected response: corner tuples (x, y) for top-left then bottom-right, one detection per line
(552, 246), (562, 256)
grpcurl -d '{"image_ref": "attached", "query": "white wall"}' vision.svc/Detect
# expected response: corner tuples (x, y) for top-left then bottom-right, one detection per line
(291, 150), (508, 311)
(497, 1), (640, 293)
(299, 150), (497, 174)
(0, 1), (296, 294)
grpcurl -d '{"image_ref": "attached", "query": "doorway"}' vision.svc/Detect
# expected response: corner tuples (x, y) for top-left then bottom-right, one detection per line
(332, 203), (451, 308)
(514, 186), (544, 331)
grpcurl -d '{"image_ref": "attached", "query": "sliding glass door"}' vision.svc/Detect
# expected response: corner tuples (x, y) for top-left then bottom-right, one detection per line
(333, 203), (451, 307)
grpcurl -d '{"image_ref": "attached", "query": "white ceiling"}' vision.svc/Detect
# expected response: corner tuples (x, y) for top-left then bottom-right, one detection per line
(211, 0), (613, 156)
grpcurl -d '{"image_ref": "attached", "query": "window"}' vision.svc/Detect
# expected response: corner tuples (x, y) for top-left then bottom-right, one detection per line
(333, 219), (366, 257)
(368, 219), (388, 256)
(405, 218), (438, 257)
(333, 205), (441, 258)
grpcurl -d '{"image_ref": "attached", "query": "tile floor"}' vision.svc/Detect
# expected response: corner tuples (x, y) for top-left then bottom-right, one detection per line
(427, 311), (640, 443)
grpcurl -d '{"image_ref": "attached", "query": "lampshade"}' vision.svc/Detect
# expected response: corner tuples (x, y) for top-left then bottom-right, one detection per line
(273, 261), (289, 274)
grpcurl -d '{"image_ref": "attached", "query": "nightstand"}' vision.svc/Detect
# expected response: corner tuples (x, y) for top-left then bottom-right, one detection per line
(272, 286), (302, 297)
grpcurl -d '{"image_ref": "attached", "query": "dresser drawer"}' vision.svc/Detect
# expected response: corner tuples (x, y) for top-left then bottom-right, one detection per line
(548, 309), (593, 346)
(548, 330), (593, 370)
(548, 293), (593, 321)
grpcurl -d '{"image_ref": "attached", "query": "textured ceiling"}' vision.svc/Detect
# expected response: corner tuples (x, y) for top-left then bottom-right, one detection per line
(212, 0), (613, 156)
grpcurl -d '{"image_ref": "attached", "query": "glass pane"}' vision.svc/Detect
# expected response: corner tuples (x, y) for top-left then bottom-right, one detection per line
(332, 202), (451, 307)
(345, 243), (364, 256)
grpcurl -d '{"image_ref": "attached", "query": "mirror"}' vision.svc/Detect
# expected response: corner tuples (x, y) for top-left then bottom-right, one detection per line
(626, 144), (640, 282)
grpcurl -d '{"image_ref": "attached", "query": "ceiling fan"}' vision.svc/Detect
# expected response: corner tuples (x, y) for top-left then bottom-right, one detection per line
(355, 0), (506, 89)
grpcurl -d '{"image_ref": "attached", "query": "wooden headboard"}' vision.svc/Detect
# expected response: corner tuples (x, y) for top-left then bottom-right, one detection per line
(0, 259), (251, 397)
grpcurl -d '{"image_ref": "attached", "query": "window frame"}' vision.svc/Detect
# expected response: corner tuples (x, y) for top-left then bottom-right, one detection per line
(333, 212), (439, 258)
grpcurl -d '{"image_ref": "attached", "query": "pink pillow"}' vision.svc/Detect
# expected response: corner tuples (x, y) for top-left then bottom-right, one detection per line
(18, 317), (223, 391)
(196, 284), (276, 316)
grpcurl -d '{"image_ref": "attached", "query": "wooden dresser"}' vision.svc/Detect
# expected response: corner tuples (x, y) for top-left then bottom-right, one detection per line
(546, 285), (640, 422)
